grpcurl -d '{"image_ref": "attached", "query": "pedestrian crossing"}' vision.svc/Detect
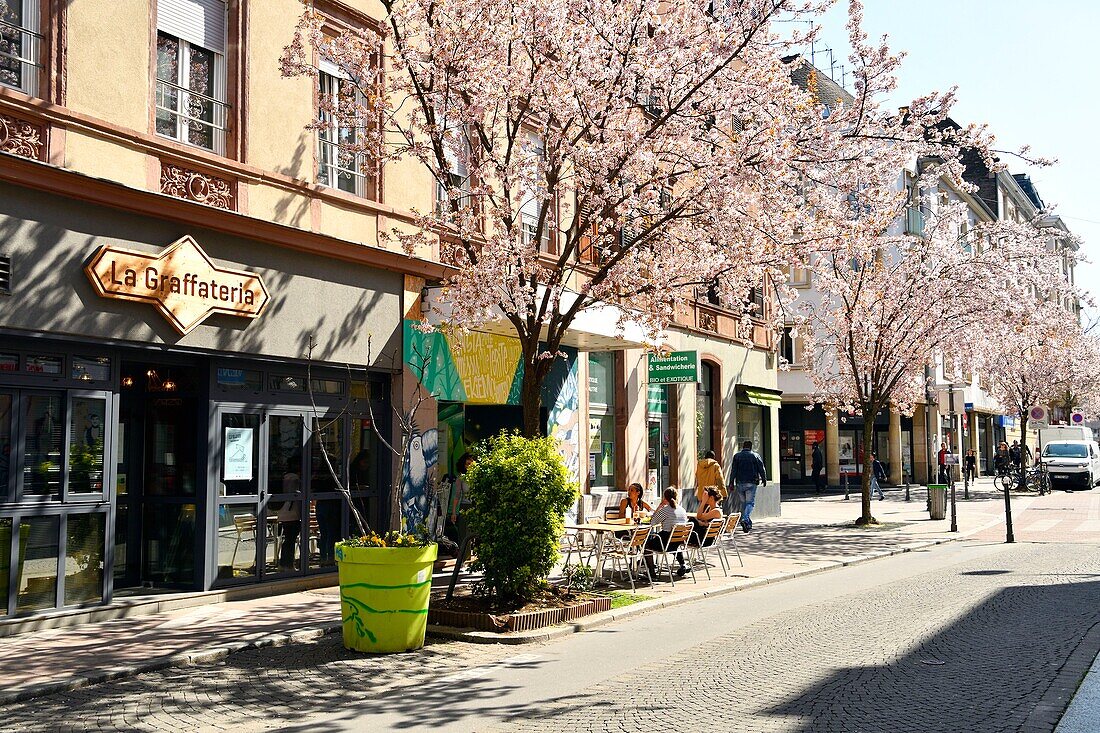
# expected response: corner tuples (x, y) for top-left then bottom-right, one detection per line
(1014, 495), (1100, 540)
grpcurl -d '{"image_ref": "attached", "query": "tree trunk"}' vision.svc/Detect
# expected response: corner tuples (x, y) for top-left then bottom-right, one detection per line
(519, 350), (546, 439)
(858, 426), (875, 525)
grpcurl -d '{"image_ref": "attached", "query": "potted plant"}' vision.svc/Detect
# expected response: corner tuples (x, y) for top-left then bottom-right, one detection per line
(305, 335), (441, 653)
(335, 529), (437, 653)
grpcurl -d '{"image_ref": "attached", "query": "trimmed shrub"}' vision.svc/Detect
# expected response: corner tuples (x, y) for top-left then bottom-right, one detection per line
(465, 433), (579, 605)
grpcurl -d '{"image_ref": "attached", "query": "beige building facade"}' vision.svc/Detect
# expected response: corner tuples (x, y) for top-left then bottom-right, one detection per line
(0, 0), (777, 621)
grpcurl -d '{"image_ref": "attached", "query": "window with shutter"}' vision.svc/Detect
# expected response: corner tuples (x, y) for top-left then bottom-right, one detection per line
(155, 0), (228, 153)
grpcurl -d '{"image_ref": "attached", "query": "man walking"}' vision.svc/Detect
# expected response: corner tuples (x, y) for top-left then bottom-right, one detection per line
(694, 450), (727, 505)
(869, 452), (886, 500)
(811, 441), (825, 493)
(730, 440), (767, 532)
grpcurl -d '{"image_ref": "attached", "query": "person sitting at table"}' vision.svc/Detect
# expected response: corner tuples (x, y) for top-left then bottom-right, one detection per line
(619, 482), (653, 520)
(691, 486), (724, 547)
(644, 486), (690, 579)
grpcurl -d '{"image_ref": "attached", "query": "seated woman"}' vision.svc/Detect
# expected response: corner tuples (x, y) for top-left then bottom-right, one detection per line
(691, 486), (724, 547)
(618, 482), (653, 521)
(644, 486), (690, 578)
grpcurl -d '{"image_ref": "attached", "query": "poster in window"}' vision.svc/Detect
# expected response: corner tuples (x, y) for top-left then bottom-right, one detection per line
(601, 442), (613, 475)
(224, 427), (254, 481)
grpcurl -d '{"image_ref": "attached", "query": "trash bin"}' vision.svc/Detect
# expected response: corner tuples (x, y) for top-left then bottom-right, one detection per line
(927, 484), (947, 520)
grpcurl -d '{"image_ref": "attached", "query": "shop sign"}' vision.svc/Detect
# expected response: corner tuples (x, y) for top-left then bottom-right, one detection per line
(647, 351), (699, 384)
(85, 236), (269, 334)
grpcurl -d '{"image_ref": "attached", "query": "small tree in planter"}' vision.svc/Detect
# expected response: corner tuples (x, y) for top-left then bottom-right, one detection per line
(305, 335), (442, 653)
(464, 433), (578, 608)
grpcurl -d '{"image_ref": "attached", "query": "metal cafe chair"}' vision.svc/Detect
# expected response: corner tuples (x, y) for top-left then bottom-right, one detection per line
(603, 524), (653, 593)
(716, 512), (744, 574)
(646, 522), (696, 587)
(685, 517), (726, 581)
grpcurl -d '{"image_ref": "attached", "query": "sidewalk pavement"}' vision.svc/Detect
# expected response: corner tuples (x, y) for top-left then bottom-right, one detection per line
(0, 479), (1033, 704)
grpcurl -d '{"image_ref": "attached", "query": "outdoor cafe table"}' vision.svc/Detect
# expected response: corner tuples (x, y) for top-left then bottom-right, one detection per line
(564, 519), (637, 581)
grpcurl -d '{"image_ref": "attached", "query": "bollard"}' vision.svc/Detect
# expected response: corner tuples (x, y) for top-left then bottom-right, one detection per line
(904, 470), (911, 502)
(843, 472), (849, 500)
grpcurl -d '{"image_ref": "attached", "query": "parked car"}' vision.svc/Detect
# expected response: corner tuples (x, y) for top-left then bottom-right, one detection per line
(1041, 441), (1100, 491)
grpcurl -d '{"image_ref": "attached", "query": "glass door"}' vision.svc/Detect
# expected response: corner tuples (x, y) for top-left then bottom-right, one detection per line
(264, 414), (306, 577)
(215, 410), (264, 582)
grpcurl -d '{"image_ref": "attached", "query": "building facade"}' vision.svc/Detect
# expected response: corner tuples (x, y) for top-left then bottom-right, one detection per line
(0, 0), (779, 621)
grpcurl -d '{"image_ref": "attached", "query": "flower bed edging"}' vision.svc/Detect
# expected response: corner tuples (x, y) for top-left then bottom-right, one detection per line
(427, 595), (612, 633)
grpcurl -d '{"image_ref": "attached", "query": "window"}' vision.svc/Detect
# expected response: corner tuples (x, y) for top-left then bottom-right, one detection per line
(519, 132), (551, 250)
(588, 352), (616, 489)
(155, 0), (228, 153)
(697, 362), (715, 456)
(780, 327), (796, 365)
(318, 68), (376, 199)
(0, 0), (41, 96)
(789, 266), (811, 288)
(746, 286), (765, 315)
(434, 116), (472, 215)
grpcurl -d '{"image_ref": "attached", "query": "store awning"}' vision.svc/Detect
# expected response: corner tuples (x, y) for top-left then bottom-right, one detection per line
(421, 285), (657, 351)
(740, 387), (783, 407)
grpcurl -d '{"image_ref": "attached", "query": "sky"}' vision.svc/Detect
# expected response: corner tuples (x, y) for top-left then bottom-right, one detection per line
(812, 0), (1100, 313)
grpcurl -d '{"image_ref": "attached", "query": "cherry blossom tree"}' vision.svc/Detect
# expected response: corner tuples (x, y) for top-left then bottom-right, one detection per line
(795, 171), (1072, 525)
(281, 0), (978, 437)
(978, 306), (1100, 541)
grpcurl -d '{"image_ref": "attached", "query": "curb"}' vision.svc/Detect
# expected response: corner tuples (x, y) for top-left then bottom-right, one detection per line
(0, 527), (977, 705)
(1021, 621), (1100, 733)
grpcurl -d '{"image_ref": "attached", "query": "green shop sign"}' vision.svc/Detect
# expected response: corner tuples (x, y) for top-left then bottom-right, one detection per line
(648, 351), (699, 384)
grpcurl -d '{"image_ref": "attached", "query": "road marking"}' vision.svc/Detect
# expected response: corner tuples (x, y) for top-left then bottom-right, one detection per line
(436, 654), (542, 683)
(1074, 520), (1100, 533)
(1022, 519), (1061, 532)
(1089, 496), (1099, 522)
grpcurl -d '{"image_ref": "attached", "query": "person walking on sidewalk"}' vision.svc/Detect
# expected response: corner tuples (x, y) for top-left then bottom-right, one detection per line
(964, 449), (978, 484)
(695, 450), (727, 505)
(869, 453), (886, 500)
(937, 442), (951, 485)
(730, 441), (767, 532)
(811, 442), (826, 493)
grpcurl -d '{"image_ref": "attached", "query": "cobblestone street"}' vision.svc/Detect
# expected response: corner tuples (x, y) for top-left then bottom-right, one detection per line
(2, 533), (1098, 733)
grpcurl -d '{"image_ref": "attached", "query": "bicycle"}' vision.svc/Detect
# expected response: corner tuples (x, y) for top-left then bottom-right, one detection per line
(1029, 462), (1051, 496)
(997, 465), (1020, 492)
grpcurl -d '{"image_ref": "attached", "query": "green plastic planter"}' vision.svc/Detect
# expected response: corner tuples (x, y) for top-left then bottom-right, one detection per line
(335, 543), (438, 653)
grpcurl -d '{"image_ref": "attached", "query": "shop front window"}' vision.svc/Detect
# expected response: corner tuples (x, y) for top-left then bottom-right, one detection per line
(311, 417), (343, 493)
(16, 515), (58, 612)
(68, 397), (106, 495)
(64, 513), (105, 605)
(217, 505), (258, 580)
(588, 352), (616, 489)
(0, 517), (10, 613)
(737, 403), (764, 454)
(589, 413), (615, 489)
(0, 392), (11, 499)
(144, 503), (195, 585)
(23, 393), (62, 497)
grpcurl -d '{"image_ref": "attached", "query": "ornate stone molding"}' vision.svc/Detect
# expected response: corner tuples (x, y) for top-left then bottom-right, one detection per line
(0, 113), (46, 161)
(160, 162), (235, 210)
(698, 309), (719, 333)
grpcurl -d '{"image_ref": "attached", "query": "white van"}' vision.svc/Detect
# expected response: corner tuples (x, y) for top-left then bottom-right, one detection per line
(1041, 440), (1100, 491)
(1039, 426), (1095, 452)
